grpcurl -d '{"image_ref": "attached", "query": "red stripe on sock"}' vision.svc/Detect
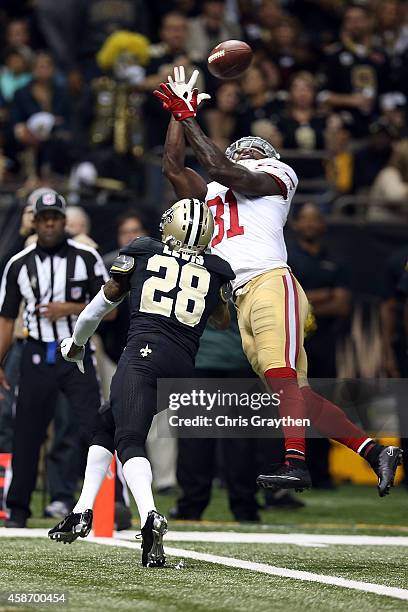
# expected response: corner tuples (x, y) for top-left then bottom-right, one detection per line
(264, 368), (306, 456)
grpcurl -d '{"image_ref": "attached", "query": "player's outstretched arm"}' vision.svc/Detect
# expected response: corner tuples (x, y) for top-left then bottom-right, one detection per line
(181, 118), (282, 197)
(61, 276), (129, 370)
(163, 117), (207, 200)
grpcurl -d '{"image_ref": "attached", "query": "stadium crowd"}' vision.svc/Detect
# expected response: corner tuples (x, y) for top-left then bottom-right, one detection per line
(0, 0), (408, 216)
(0, 0), (408, 527)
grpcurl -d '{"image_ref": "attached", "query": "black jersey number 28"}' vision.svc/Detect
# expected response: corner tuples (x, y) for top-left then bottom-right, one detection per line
(140, 254), (210, 327)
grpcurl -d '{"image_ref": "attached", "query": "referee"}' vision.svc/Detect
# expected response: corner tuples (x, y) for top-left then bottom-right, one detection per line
(0, 192), (107, 527)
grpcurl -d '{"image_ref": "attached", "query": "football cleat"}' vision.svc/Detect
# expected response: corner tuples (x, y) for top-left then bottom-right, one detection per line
(257, 463), (312, 492)
(140, 510), (168, 567)
(373, 446), (403, 497)
(48, 509), (93, 544)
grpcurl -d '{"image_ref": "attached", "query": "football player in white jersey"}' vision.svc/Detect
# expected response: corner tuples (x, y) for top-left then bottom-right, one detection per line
(154, 66), (402, 496)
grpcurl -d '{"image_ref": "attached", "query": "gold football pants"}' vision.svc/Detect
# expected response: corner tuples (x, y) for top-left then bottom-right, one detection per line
(235, 268), (309, 382)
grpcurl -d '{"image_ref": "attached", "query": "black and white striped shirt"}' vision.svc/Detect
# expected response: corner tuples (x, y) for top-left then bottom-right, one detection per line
(0, 238), (108, 342)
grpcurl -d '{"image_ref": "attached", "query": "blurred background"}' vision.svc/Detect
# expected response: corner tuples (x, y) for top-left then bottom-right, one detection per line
(1, 0), (408, 524)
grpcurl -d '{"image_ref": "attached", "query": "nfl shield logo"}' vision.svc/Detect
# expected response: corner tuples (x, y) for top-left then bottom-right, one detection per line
(71, 286), (82, 300)
(43, 193), (56, 205)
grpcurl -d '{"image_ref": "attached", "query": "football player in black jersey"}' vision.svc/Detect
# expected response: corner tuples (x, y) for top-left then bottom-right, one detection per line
(48, 198), (234, 567)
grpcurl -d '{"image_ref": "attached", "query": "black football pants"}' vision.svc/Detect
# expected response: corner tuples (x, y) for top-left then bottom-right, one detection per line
(7, 339), (100, 521)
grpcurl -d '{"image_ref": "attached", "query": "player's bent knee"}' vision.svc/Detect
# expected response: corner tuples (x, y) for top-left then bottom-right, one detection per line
(91, 432), (115, 455)
(115, 431), (147, 465)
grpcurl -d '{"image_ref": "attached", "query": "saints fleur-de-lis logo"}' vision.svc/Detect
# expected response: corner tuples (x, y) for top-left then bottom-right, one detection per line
(140, 344), (152, 358)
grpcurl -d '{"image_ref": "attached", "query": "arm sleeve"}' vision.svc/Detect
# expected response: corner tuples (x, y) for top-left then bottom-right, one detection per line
(0, 260), (22, 319)
(72, 287), (124, 346)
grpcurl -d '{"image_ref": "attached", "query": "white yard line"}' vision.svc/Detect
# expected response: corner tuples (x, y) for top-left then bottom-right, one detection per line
(87, 536), (408, 602)
(116, 530), (408, 547)
(3, 528), (408, 547)
(1, 528), (408, 601)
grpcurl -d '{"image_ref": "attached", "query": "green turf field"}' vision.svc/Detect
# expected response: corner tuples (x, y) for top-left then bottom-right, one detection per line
(1, 484), (407, 611)
(27, 483), (408, 534)
(0, 536), (407, 611)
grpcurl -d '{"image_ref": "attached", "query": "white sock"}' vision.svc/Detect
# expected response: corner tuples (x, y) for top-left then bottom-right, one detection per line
(72, 445), (113, 513)
(122, 456), (156, 527)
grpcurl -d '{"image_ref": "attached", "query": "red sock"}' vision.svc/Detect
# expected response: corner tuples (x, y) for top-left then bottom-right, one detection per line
(265, 367), (306, 459)
(300, 386), (371, 453)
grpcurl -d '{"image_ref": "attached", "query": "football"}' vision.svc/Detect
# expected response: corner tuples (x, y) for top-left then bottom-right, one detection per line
(207, 40), (253, 79)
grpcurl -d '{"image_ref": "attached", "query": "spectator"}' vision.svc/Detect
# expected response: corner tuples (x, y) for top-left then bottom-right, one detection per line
(144, 12), (191, 90)
(288, 203), (352, 488)
(352, 118), (394, 194)
(100, 211), (148, 366)
(374, 0), (408, 58)
(65, 206), (97, 248)
(232, 64), (283, 146)
(262, 16), (314, 89)
(186, 0), (242, 62)
(69, 0), (149, 82)
(369, 138), (408, 220)
(5, 19), (31, 51)
(143, 13), (202, 151)
(324, 112), (355, 195)
(205, 81), (241, 150)
(276, 71), (328, 180)
(244, 0), (286, 53)
(0, 48), (31, 103)
(286, 0), (343, 49)
(379, 91), (408, 139)
(76, 31), (150, 191)
(320, 3), (391, 137)
(10, 51), (73, 178)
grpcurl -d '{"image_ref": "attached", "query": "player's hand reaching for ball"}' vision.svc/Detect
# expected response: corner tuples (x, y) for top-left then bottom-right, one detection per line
(153, 65), (210, 121)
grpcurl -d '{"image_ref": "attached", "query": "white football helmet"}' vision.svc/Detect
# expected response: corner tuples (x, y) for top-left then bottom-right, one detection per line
(225, 136), (280, 161)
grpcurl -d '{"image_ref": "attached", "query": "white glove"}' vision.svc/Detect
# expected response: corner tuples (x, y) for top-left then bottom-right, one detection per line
(167, 65), (211, 107)
(61, 337), (85, 373)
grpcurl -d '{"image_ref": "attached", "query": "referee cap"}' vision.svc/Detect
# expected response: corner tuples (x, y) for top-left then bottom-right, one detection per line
(33, 192), (67, 218)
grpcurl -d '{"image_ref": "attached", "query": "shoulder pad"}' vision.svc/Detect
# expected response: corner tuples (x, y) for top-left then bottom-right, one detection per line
(110, 254), (135, 275)
(120, 236), (158, 256)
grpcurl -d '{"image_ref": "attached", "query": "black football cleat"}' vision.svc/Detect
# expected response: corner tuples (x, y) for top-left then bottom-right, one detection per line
(48, 509), (93, 544)
(373, 446), (403, 497)
(140, 510), (168, 567)
(257, 463), (312, 492)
